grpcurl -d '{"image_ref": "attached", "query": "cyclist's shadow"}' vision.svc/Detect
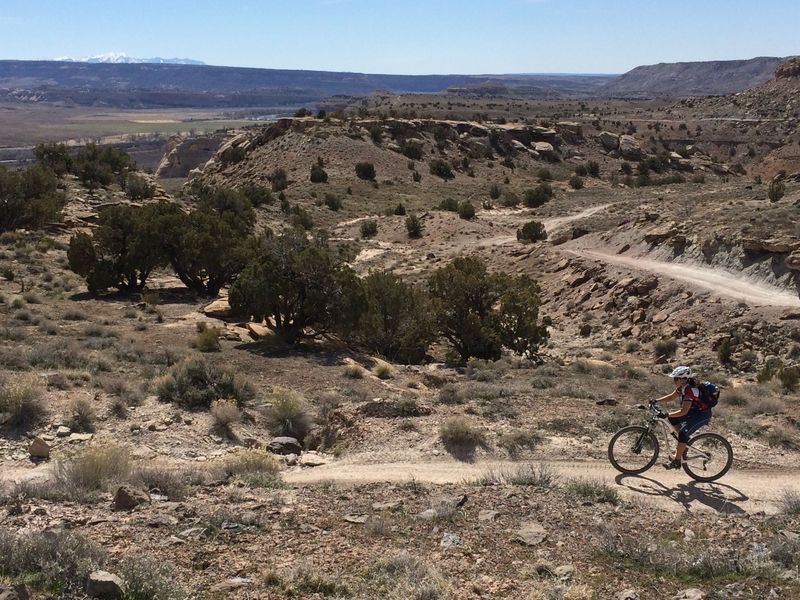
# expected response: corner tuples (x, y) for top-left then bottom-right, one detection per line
(614, 473), (749, 513)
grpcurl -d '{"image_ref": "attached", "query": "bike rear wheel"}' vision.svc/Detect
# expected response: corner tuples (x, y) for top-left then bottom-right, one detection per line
(682, 432), (733, 482)
(608, 426), (660, 474)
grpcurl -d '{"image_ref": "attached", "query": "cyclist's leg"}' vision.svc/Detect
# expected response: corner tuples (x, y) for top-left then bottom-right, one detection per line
(664, 415), (688, 467)
(681, 412), (712, 459)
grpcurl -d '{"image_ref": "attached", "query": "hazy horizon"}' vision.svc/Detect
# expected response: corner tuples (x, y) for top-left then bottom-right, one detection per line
(1, 0), (798, 75)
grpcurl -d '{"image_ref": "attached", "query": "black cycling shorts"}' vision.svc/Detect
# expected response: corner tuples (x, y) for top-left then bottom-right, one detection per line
(668, 411), (711, 443)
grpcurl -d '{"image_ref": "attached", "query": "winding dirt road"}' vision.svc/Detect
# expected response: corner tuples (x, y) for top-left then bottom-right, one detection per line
(284, 458), (799, 514)
(567, 248), (800, 308)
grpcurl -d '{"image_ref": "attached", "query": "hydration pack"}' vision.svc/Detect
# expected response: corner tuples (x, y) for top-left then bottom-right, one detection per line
(697, 381), (720, 410)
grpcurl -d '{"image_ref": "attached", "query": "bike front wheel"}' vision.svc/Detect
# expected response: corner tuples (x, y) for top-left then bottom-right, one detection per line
(682, 432), (733, 482)
(608, 426), (660, 474)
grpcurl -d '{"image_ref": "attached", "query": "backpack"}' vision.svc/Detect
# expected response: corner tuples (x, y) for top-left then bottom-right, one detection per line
(697, 381), (720, 410)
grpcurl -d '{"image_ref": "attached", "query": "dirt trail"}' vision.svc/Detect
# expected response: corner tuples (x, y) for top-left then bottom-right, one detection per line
(284, 458), (799, 514)
(541, 203), (611, 233)
(567, 248), (800, 308)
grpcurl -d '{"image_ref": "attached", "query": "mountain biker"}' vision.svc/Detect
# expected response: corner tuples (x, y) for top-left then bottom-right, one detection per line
(653, 365), (712, 470)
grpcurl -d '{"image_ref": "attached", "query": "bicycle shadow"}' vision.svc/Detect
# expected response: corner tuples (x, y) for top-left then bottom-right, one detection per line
(614, 473), (749, 514)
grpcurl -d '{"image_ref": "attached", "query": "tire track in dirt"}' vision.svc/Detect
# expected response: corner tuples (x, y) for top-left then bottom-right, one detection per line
(565, 248), (800, 308)
(283, 458), (800, 514)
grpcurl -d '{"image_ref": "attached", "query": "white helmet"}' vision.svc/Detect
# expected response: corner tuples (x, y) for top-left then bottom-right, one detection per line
(669, 365), (692, 379)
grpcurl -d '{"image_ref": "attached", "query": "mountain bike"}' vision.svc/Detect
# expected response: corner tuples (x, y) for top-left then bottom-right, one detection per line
(607, 401), (733, 482)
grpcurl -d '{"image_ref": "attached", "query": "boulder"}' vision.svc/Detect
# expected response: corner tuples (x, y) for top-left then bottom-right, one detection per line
(513, 521), (547, 546)
(597, 131), (620, 151)
(299, 452), (331, 467)
(246, 322), (271, 339)
(267, 437), (303, 455)
(202, 297), (231, 319)
(533, 142), (557, 160)
(785, 251), (800, 271)
(619, 135), (644, 160)
(56, 425), (71, 437)
(556, 121), (583, 143)
(112, 485), (150, 511)
(86, 571), (125, 599)
(28, 437), (50, 459)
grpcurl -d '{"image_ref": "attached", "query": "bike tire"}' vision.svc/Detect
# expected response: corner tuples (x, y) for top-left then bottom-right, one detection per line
(682, 432), (733, 482)
(608, 426), (660, 475)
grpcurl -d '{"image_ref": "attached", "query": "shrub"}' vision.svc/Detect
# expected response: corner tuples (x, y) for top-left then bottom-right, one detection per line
(0, 529), (105, 595)
(355, 162), (376, 180)
(439, 417), (486, 447)
(290, 206), (314, 230)
(428, 257), (547, 362)
(779, 366), (799, 392)
(717, 338), (734, 364)
(0, 164), (65, 232)
(324, 193), (342, 211)
(156, 357), (254, 409)
(653, 338), (678, 359)
(568, 175), (584, 189)
(118, 556), (189, 600)
(222, 449), (281, 489)
(428, 159), (455, 180)
(517, 220), (547, 243)
(587, 161), (600, 177)
(537, 168), (553, 181)
(130, 465), (203, 501)
(574, 164), (588, 176)
(239, 183), (273, 207)
(438, 383), (465, 404)
(401, 140), (423, 159)
(780, 489), (800, 514)
(125, 173), (155, 200)
(310, 162), (328, 183)
(229, 232), (365, 344)
(373, 363), (393, 379)
(498, 430), (543, 457)
(210, 398), (241, 431)
(768, 177), (786, 202)
(765, 424), (798, 449)
(457, 201), (476, 220)
(193, 326), (221, 352)
(264, 387), (312, 441)
(0, 373), (46, 428)
(360, 219), (378, 238)
(565, 478), (619, 504)
(49, 443), (131, 500)
(344, 364), (364, 378)
(393, 203), (406, 216)
(270, 168), (288, 191)
(364, 552), (449, 600)
(489, 183), (501, 199)
(523, 184), (553, 208)
(65, 397), (95, 433)
(405, 214), (423, 238)
(438, 197), (459, 212)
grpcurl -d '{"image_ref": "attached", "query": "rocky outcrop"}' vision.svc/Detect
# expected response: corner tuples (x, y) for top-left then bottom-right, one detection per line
(155, 134), (225, 179)
(86, 572), (125, 600)
(619, 135), (644, 160)
(113, 485), (150, 511)
(28, 438), (50, 459)
(775, 57), (800, 80)
(597, 131), (619, 151)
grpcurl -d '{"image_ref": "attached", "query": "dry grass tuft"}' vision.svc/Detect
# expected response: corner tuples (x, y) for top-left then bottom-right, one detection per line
(0, 373), (47, 429)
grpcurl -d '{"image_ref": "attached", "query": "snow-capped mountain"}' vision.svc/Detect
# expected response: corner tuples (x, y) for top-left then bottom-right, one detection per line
(55, 53), (205, 65)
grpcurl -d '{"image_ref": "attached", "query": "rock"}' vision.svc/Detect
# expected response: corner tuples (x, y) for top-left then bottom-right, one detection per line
(564, 270), (591, 288)
(344, 514), (369, 524)
(554, 564), (575, 581)
(617, 590), (640, 600)
(246, 322), (270, 339)
(148, 514), (179, 528)
(785, 251), (800, 271)
(596, 398), (618, 406)
(68, 433), (93, 442)
(86, 571), (125, 599)
(299, 452), (331, 467)
(112, 485), (150, 511)
(580, 436), (593, 444)
(56, 425), (71, 437)
(28, 437), (50, 459)
(440, 532), (463, 548)
(579, 324), (592, 337)
(267, 437), (303, 455)
(597, 131), (620, 151)
(0, 585), (30, 600)
(645, 223), (678, 244)
(533, 141), (556, 157)
(513, 521), (547, 546)
(417, 508), (439, 521)
(479, 510), (499, 522)
(418, 494), (468, 520)
(202, 297), (231, 319)
(673, 590), (704, 600)
(619, 135), (644, 160)
(653, 311), (669, 324)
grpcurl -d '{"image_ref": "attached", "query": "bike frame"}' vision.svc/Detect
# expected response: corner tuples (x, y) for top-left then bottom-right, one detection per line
(641, 405), (710, 467)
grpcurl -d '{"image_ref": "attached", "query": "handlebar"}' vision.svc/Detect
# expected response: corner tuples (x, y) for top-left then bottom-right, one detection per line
(648, 400), (668, 419)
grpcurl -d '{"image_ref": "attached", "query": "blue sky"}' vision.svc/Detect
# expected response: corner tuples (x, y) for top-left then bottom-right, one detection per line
(1, 0), (798, 74)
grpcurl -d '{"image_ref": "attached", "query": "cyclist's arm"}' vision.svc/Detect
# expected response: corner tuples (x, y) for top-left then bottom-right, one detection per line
(654, 390), (679, 404)
(669, 400), (692, 418)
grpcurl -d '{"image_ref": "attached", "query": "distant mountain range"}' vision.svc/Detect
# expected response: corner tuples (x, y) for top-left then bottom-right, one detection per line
(601, 56), (787, 97)
(0, 56), (790, 110)
(54, 53), (205, 65)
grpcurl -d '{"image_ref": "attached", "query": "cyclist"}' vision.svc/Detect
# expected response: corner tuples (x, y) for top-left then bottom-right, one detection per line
(653, 365), (712, 469)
